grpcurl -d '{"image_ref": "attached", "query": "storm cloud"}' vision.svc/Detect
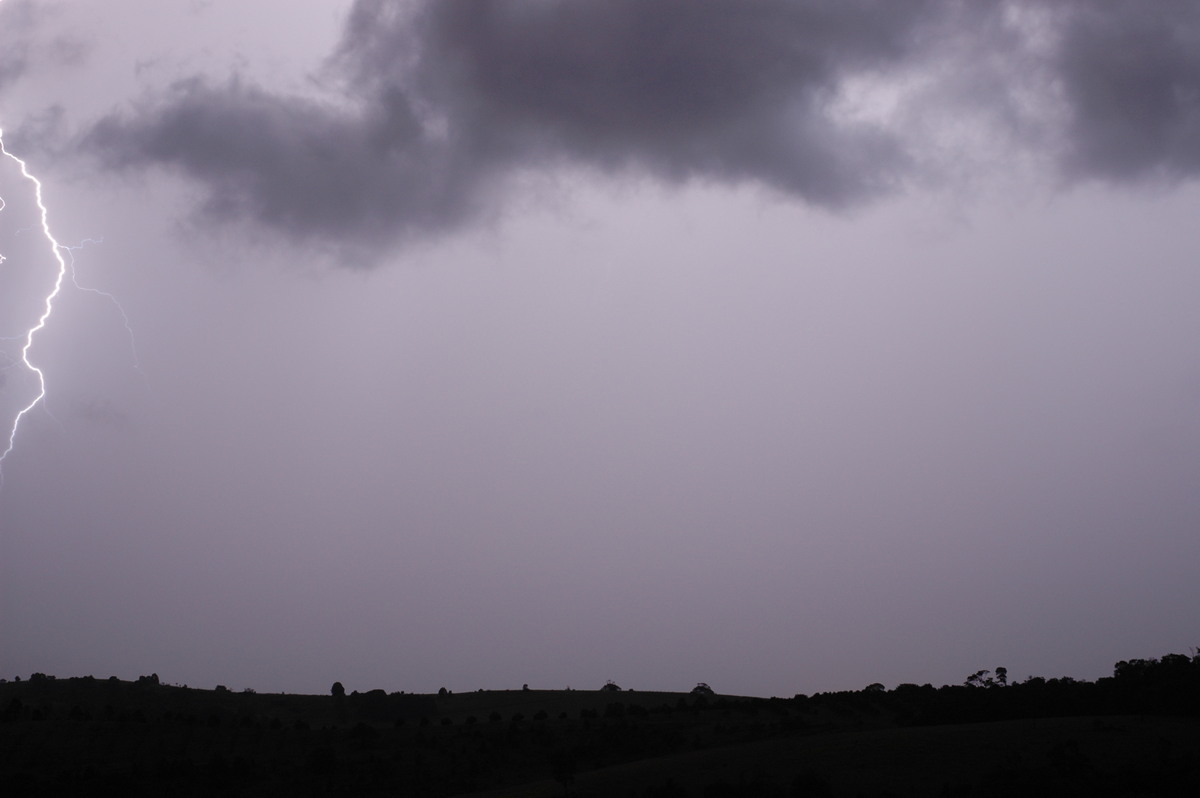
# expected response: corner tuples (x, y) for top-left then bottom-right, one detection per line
(1054, 0), (1200, 182)
(0, 48), (26, 92)
(82, 0), (1200, 264)
(0, 0), (34, 93)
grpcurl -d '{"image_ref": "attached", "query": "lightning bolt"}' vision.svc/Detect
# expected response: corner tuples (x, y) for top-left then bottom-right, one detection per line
(64, 238), (144, 377)
(0, 127), (69, 486)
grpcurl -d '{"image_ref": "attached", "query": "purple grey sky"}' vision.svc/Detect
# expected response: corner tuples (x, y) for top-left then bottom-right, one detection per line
(1, 0), (1198, 697)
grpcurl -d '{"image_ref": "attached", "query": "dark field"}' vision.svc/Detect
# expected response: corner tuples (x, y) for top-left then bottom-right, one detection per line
(3, 654), (1198, 796)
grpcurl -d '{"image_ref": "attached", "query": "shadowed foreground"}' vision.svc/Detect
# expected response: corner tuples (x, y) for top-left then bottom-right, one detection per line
(2, 653), (1197, 796)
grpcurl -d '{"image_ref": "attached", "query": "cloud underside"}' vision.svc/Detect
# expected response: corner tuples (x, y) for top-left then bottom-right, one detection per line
(82, 0), (1200, 265)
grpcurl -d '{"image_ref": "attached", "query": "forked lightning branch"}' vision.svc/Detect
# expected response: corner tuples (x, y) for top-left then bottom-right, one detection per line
(0, 128), (70, 483)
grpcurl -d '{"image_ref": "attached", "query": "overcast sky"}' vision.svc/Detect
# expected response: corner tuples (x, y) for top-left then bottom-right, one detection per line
(1, 0), (1198, 698)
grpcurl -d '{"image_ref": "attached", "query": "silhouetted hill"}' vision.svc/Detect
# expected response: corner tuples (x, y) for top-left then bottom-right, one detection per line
(2, 652), (1197, 796)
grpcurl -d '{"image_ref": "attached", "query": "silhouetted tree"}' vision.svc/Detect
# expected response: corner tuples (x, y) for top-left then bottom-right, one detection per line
(691, 682), (715, 696)
(966, 669), (1002, 688)
(964, 668), (1008, 688)
(601, 680), (622, 692)
(331, 682), (345, 698)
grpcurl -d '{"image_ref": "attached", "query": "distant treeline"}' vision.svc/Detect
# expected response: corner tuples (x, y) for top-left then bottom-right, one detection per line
(795, 652), (1200, 726)
(1, 651), (1197, 796)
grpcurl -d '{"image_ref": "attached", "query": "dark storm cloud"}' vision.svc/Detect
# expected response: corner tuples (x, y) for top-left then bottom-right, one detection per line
(85, 78), (478, 262)
(81, 0), (948, 262)
(1053, 0), (1200, 182)
(345, 0), (942, 200)
(79, 0), (1200, 262)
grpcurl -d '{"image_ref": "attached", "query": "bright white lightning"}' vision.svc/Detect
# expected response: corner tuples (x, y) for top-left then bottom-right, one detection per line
(0, 127), (70, 485)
